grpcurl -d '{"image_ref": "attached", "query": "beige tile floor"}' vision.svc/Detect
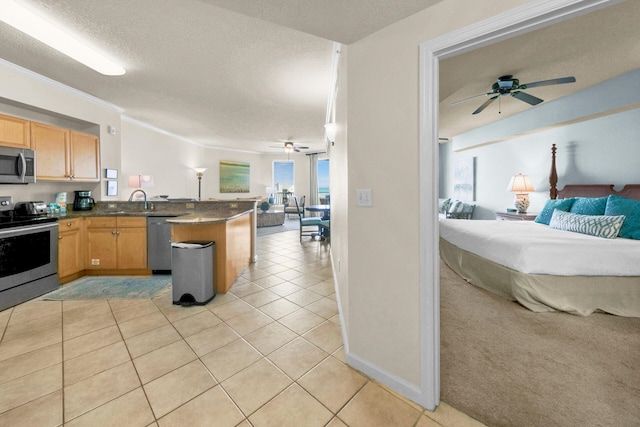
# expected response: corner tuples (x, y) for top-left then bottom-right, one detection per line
(0, 229), (485, 427)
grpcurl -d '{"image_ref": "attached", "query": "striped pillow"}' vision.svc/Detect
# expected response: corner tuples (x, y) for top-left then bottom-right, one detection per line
(548, 209), (625, 239)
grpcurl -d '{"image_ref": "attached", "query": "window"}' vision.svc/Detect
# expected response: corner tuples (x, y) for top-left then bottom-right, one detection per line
(318, 159), (330, 201)
(273, 161), (294, 193)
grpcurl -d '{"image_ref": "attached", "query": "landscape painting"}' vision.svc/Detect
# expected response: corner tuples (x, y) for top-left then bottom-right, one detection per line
(220, 160), (250, 193)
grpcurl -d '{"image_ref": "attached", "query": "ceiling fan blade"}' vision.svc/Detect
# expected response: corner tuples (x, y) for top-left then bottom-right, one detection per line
(451, 92), (492, 106)
(295, 145), (309, 150)
(472, 95), (498, 115)
(511, 91), (543, 106)
(521, 76), (576, 89)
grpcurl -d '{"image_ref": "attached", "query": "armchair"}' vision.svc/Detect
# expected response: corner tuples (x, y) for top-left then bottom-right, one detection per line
(285, 195), (304, 218)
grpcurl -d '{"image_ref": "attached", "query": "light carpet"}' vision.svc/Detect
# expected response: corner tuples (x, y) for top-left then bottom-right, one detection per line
(440, 260), (640, 427)
(42, 275), (171, 300)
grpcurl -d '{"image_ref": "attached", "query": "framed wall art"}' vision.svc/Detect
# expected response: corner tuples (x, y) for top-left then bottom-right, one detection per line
(105, 168), (118, 179)
(220, 160), (250, 193)
(106, 180), (118, 196)
(453, 157), (475, 202)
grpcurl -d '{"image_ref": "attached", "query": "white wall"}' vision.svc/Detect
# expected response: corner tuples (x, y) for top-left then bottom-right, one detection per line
(441, 106), (640, 219)
(332, 0), (532, 405)
(120, 119), (265, 201)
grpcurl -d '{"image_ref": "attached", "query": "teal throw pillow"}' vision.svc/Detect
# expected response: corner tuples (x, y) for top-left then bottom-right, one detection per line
(535, 198), (575, 225)
(548, 210), (625, 239)
(604, 194), (640, 240)
(569, 196), (608, 216)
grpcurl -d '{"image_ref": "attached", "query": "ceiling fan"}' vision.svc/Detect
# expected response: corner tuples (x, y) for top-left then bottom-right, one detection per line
(452, 75), (576, 115)
(270, 141), (309, 153)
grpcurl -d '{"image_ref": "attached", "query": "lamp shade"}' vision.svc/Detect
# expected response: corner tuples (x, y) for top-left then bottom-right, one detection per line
(194, 167), (207, 175)
(507, 174), (535, 193)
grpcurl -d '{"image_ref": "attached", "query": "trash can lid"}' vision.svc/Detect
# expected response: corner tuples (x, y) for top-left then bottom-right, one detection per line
(171, 240), (214, 249)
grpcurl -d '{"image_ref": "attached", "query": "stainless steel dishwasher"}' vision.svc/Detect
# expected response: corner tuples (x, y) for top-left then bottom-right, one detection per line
(147, 216), (176, 273)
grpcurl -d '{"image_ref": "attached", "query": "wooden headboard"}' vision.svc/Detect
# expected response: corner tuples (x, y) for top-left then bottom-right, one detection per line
(549, 143), (640, 200)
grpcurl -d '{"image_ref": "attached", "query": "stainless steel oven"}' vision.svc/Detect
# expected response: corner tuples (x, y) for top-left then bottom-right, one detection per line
(0, 197), (58, 311)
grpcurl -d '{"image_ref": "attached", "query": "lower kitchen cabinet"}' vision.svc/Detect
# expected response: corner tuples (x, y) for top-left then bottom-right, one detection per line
(85, 216), (148, 273)
(58, 218), (85, 284)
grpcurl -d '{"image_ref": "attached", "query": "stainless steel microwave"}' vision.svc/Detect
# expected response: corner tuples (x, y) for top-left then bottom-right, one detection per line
(0, 146), (36, 184)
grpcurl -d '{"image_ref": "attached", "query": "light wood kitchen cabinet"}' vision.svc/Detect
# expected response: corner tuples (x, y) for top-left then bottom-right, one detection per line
(58, 218), (85, 284)
(0, 114), (31, 149)
(85, 216), (148, 273)
(31, 122), (100, 181)
(69, 131), (100, 181)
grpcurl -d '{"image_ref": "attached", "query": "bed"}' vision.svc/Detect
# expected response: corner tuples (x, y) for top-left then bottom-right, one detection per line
(439, 144), (640, 317)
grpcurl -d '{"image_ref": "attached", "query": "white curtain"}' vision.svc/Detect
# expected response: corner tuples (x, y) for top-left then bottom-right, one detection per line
(309, 153), (319, 207)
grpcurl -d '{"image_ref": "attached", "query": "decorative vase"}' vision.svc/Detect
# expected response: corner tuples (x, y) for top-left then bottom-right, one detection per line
(259, 201), (270, 212)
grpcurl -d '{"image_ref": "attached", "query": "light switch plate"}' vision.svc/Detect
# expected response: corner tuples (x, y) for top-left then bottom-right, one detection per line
(356, 189), (372, 207)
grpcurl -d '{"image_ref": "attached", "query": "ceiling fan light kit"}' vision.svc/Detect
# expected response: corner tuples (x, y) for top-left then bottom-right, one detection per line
(270, 141), (309, 154)
(454, 74), (576, 115)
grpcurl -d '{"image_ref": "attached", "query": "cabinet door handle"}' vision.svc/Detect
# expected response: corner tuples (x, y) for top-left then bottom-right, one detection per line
(58, 235), (63, 240)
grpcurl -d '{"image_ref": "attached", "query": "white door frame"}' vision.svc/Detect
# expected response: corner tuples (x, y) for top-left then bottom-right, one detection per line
(418, 0), (623, 410)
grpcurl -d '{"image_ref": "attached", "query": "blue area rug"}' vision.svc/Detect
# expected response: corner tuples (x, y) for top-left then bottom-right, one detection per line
(42, 276), (171, 300)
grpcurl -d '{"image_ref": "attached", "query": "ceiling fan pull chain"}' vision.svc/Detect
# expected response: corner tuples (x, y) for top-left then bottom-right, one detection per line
(498, 96), (501, 114)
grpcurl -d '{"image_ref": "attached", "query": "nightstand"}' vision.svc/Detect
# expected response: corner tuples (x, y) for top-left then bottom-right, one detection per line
(495, 211), (538, 221)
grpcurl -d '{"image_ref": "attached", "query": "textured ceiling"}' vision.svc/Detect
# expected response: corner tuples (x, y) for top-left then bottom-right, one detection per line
(0, 1), (636, 154)
(439, 0), (640, 140)
(0, 0), (442, 154)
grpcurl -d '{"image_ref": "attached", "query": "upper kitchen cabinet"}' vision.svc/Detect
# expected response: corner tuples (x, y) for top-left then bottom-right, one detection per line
(0, 113), (31, 149)
(31, 122), (100, 181)
(69, 130), (100, 181)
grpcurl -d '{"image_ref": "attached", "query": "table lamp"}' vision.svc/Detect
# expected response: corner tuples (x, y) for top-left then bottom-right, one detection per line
(507, 173), (535, 213)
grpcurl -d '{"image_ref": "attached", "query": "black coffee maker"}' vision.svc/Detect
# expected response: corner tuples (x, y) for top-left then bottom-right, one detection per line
(73, 190), (95, 211)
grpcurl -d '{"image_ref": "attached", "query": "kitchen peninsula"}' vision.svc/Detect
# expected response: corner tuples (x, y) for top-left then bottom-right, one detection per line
(168, 212), (253, 294)
(58, 200), (257, 294)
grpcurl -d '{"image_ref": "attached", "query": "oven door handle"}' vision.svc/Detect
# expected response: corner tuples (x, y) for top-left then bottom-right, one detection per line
(0, 222), (58, 235)
(17, 152), (26, 181)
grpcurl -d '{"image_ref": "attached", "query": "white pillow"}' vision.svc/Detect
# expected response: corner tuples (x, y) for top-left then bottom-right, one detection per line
(548, 209), (625, 239)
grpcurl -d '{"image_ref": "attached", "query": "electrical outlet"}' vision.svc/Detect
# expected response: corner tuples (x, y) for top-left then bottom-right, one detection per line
(186, 203), (195, 209)
(91, 259), (100, 265)
(108, 204), (116, 209)
(230, 203), (238, 208)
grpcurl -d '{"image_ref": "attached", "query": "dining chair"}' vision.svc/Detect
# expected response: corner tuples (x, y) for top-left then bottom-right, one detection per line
(285, 195), (304, 218)
(294, 196), (322, 242)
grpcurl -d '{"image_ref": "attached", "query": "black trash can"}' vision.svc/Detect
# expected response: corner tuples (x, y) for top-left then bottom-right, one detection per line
(171, 241), (216, 305)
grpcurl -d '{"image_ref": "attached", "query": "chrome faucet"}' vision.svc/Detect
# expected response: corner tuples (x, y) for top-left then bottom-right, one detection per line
(128, 189), (148, 210)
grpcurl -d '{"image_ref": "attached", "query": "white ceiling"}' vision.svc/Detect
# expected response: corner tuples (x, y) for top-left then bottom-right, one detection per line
(0, 0), (442, 154)
(0, 1), (637, 153)
(439, 0), (640, 140)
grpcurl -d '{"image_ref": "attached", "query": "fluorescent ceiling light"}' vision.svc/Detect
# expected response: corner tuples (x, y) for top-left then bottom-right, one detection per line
(0, 0), (125, 76)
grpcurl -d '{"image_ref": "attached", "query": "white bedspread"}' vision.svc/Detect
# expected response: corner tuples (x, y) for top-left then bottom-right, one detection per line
(439, 220), (640, 276)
